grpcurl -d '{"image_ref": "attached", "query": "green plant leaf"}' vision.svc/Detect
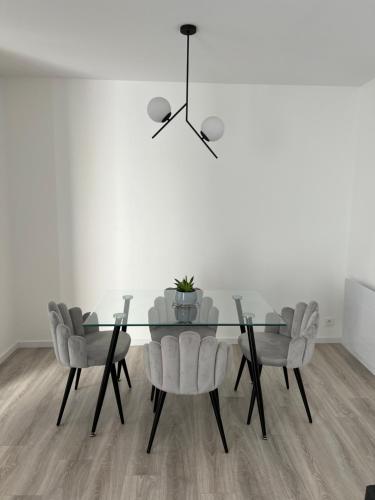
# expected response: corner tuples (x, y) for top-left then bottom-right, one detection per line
(174, 275), (195, 292)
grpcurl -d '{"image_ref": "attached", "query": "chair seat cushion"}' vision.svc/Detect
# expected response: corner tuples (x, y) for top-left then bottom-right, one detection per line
(238, 331), (290, 367)
(86, 331), (131, 367)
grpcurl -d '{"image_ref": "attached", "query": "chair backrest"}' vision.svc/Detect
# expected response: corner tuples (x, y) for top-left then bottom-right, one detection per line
(69, 307), (85, 336)
(148, 289), (219, 341)
(234, 298), (319, 368)
(286, 301), (319, 368)
(48, 301), (92, 366)
(47, 301), (73, 366)
(144, 331), (230, 395)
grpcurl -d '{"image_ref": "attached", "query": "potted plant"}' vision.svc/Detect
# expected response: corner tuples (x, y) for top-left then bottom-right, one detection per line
(174, 275), (197, 306)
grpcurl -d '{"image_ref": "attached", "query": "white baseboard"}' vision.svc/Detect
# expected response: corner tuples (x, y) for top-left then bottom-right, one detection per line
(116, 337), (344, 346)
(17, 340), (53, 348)
(217, 336), (343, 344)
(342, 339), (375, 375)
(0, 336), (344, 365)
(315, 336), (342, 344)
(0, 343), (18, 364)
(0, 340), (53, 365)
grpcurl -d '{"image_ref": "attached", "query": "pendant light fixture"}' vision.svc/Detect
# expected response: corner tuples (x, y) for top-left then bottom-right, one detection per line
(147, 24), (224, 159)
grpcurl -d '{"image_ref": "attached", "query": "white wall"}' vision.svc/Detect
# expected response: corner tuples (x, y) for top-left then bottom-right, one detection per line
(3, 79), (61, 345)
(342, 278), (375, 374)
(1, 78), (357, 348)
(347, 77), (375, 289)
(0, 79), (14, 359)
(344, 77), (375, 367)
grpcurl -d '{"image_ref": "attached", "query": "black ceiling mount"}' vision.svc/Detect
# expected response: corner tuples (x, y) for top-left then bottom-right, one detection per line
(150, 23), (219, 159)
(180, 24), (197, 36)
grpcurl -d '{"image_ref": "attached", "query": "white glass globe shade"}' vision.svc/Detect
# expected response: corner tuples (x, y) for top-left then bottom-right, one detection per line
(201, 116), (224, 142)
(147, 97), (171, 123)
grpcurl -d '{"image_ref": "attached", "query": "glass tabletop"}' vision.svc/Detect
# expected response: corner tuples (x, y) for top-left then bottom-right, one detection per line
(83, 289), (285, 329)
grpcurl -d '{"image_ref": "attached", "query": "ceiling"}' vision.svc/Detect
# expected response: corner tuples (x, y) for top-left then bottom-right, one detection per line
(0, 0), (375, 86)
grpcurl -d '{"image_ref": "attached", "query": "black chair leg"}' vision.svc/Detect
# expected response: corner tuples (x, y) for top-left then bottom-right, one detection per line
(234, 355), (246, 391)
(74, 368), (81, 390)
(122, 359), (132, 388)
(110, 364), (124, 424)
(147, 391), (166, 453)
(150, 385), (155, 402)
(247, 365), (262, 425)
(153, 388), (160, 413)
(215, 388), (220, 413)
(57, 368), (76, 426)
(210, 386), (221, 414)
(117, 362), (122, 380)
(283, 367), (289, 390)
(293, 368), (312, 423)
(209, 390), (228, 453)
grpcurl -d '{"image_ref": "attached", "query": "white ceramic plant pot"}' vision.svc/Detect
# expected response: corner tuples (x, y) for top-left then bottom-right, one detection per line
(175, 290), (197, 306)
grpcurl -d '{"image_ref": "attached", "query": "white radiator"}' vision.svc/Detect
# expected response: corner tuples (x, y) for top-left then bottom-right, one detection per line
(343, 278), (375, 374)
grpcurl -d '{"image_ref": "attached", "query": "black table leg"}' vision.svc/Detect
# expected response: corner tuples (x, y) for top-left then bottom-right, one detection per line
(90, 325), (121, 436)
(110, 363), (124, 424)
(246, 322), (267, 439)
(246, 359), (254, 383)
(247, 364), (262, 425)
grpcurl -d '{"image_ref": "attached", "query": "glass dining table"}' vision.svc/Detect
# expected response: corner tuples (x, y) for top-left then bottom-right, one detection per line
(83, 289), (286, 439)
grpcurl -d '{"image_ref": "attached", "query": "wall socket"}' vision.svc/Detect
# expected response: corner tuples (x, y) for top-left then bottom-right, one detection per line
(324, 317), (335, 327)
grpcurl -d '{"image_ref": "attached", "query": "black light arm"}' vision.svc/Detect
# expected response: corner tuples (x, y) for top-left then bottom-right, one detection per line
(151, 103), (186, 139)
(186, 120), (218, 158)
(151, 24), (218, 159)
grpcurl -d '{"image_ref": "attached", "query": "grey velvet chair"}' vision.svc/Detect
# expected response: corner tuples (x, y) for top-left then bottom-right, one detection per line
(148, 289), (219, 405)
(148, 289), (219, 341)
(234, 311), (291, 392)
(237, 301), (319, 426)
(144, 331), (230, 453)
(48, 301), (131, 426)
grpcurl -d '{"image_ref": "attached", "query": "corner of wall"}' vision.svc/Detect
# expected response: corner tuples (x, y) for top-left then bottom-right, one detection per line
(0, 78), (16, 359)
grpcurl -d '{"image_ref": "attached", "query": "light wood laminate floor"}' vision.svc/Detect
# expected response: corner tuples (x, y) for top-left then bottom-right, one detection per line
(0, 344), (374, 500)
